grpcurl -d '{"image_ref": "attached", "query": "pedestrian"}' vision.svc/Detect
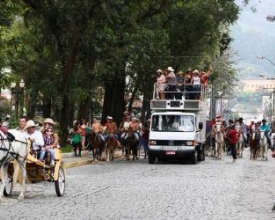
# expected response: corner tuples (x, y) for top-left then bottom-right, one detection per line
(71, 121), (82, 157)
(227, 123), (238, 162)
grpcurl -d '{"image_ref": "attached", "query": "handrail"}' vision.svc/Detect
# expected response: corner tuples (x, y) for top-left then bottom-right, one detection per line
(153, 83), (206, 101)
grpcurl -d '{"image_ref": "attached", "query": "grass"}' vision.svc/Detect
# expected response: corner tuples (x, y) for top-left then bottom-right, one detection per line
(60, 144), (74, 153)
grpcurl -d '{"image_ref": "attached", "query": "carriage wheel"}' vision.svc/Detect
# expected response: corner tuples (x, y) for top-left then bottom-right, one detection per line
(3, 177), (13, 196)
(54, 166), (65, 197)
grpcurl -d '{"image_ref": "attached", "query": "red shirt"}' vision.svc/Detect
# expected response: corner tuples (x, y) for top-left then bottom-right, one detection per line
(227, 129), (238, 144)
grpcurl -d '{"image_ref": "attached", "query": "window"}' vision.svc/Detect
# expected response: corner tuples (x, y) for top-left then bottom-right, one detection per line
(151, 115), (195, 132)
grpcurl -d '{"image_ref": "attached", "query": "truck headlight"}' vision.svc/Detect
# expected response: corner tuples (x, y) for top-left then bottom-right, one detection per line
(149, 140), (157, 145)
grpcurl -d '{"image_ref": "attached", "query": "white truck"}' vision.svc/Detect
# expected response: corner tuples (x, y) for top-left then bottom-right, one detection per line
(148, 84), (207, 164)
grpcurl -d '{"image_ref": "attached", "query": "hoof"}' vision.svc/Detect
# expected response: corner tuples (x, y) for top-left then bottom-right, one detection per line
(18, 195), (24, 200)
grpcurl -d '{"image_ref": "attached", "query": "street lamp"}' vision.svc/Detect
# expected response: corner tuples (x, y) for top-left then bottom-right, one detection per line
(257, 56), (275, 67)
(10, 79), (25, 122)
(267, 14), (275, 22)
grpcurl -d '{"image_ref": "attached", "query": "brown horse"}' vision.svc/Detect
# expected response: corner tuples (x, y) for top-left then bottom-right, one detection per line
(105, 134), (118, 161)
(87, 131), (103, 161)
(124, 129), (139, 161)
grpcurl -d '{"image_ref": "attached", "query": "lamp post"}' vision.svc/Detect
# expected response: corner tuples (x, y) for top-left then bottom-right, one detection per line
(10, 79), (25, 122)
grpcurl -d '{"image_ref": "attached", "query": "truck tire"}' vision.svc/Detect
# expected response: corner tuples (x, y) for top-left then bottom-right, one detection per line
(148, 154), (156, 164)
(197, 144), (205, 161)
(191, 152), (197, 164)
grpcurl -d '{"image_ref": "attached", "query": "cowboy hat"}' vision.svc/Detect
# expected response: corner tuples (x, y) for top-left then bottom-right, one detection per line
(193, 69), (199, 74)
(167, 67), (174, 72)
(106, 116), (113, 120)
(156, 69), (163, 73)
(24, 120), (37, 131)
(44, 118), (56, 125)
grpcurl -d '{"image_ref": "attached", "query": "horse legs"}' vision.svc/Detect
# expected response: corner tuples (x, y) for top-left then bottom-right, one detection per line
(0, 163), (8, 199)
(16, 159), (26, 200)
(217, 143), (223, 159)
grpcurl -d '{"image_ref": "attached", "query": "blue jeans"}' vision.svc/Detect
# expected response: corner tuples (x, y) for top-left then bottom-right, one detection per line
(39, 149), (55, 161)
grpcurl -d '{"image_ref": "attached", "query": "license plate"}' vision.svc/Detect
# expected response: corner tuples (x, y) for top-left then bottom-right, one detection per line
(166, 151), (175, 155)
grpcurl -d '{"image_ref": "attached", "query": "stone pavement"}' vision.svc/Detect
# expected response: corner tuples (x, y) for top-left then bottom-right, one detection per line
(62, 149), (123, 168)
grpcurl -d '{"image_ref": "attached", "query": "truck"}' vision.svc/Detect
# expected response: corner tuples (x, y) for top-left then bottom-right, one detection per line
(148, 84), (207, 164)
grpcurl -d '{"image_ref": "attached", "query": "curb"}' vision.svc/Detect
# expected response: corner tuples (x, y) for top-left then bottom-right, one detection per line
(63, 152), (123, 168)
(64, 159), (95, 169)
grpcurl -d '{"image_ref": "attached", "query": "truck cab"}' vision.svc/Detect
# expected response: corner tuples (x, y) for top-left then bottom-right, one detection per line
(148, 83), (207, 164)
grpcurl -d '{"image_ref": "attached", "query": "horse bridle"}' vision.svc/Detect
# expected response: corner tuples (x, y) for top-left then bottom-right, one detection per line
(0, 135), (27, 167)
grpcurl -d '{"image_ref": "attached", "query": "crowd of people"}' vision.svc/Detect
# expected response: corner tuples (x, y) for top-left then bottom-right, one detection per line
(208, 116), (273, 162)
(0, 116), (59, 167)
(68, 111), (150, 157)
(155, 67), (212, 100)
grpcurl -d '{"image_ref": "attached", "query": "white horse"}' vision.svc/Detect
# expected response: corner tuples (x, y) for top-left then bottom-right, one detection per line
(214, 123), (224, 159)
(0, 129), (28, 200)
(235, 123), (245, 158)
(259, 130), (268, 161)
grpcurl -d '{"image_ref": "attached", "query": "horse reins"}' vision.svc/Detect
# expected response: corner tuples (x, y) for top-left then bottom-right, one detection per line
(0, 136), (27, 168)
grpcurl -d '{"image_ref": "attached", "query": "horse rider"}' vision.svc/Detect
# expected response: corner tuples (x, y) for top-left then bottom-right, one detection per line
(91, 117), (105, 142)
(128, 117), (140, 142)
(237, 117), (248, 146)
(103, 116), (120, 146)
(259, 119), (271, 148)
(120, 115), (131, 142)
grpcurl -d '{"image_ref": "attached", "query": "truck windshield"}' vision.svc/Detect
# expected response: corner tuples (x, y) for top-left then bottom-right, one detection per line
(151, 115), (195, 132)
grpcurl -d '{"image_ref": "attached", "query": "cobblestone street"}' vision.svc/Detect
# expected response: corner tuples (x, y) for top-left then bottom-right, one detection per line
(1, 149), (275, 220)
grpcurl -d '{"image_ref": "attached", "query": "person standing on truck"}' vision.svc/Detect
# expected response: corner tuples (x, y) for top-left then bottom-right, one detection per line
(155, 69), (166, 100)
(166, 66), (177, 100)
(227, 123), (238, 162)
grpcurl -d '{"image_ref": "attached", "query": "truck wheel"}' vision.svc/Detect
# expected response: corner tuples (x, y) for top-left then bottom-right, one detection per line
(198, 144), (205, 161)
(148, 154), (156, 164)
(191, 153), (197, 164)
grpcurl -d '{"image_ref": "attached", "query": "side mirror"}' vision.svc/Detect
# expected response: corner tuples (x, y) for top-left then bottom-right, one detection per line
(198, 122), (203, 130)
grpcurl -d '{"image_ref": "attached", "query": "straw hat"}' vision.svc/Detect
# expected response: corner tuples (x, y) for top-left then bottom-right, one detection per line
(24, 120), (37, 131)
(44, 118), (56, 125)
(106, 116), (113, 120)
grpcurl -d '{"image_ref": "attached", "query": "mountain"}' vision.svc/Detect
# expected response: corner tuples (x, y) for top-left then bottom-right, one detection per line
(230, 0), (275, 79)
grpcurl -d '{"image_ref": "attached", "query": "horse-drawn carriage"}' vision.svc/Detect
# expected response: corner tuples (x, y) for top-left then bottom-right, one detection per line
(0, 130), (65, 199)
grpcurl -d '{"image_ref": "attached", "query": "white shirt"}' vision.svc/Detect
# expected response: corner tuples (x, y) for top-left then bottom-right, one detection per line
(23, 130), (44, 151)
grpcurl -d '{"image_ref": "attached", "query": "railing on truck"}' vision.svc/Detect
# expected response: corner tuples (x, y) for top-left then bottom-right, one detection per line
(151, 83), (206, 111)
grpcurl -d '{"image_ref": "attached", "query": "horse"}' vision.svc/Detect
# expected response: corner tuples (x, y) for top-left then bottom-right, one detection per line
(259, 129), (268, 160)
(105, 133), (118, 162)
(235, 124), (245, 158)
(249, 126), (260, 160)
(87, 131), (103, 161)
(0, 130), (28, 200)
(213, 123), (225, 159)
(124, 129), (139, 161)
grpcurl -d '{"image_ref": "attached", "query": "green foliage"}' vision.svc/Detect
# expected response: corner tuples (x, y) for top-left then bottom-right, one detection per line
(0, 0), (244, 143)
(0, 97), (12, 116)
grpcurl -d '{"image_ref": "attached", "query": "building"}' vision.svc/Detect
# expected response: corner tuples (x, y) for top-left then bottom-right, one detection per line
(242, 79), (275, 92)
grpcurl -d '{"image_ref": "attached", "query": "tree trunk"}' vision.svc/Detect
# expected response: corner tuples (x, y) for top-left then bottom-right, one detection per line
(42, 96), (51, 118)
(102, 71), (125, 125)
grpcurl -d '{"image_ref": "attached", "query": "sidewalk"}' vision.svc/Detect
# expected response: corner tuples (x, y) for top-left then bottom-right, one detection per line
(62, 150), (123, 168)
